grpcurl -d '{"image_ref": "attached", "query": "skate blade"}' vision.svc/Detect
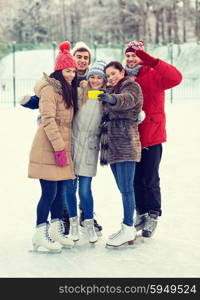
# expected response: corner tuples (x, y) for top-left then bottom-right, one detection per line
(28, 249), (61, 254)
(62, 244), (74, 249)
(80, 227), (102, 237)
(106, 239), (135, 249)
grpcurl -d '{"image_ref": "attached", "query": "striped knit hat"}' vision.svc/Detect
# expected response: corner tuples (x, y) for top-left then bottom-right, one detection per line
(86, 60), (107, 82)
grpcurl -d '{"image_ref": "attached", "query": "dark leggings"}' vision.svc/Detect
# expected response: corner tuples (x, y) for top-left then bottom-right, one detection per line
(36, 179), (67, 226)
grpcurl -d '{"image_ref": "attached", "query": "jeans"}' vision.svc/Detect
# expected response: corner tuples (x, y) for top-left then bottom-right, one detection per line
(37, 179), (68, 226)
(134, 144), (163, 216)
(110, 161), (136, 226)
(65, 176), (94, 220)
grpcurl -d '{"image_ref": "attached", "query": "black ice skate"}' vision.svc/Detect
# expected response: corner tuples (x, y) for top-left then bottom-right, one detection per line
(142, 210), (159, 238)
(63, 209), (70, 235)
(134, 212), (148, 231)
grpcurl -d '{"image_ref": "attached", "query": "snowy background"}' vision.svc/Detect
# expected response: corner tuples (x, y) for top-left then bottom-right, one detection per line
(0, 46), (200, 278)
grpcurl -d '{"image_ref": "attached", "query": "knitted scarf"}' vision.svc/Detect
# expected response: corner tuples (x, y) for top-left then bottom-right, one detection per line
(125, 65), (142, 77)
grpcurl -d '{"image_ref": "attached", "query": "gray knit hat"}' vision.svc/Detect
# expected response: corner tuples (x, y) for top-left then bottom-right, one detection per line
(86, 60), (107, 82)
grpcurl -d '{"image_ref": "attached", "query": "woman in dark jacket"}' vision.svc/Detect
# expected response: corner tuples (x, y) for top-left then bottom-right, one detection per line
(98, 61), (143, 247)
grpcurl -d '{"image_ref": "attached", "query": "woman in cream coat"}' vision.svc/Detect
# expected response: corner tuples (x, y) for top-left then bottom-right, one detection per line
(65, 60), (107, 244)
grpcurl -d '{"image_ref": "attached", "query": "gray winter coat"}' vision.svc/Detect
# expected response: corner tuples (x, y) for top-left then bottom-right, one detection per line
(72, 84), (103, 177)
(100, 77), (143, 165)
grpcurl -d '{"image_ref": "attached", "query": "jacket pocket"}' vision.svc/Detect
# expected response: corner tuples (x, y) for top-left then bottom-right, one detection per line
(86, 136), (100, 165)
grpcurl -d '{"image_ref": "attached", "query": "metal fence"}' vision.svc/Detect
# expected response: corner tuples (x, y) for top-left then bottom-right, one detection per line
(0, 42), (200, 106)
(0, 76), (199, 107)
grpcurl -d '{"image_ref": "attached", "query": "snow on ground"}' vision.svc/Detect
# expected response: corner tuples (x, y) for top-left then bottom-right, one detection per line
(0, 97), (200, 278)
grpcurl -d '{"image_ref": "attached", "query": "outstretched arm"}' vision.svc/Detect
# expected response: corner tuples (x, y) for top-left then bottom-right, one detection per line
(20, 95), (39, 109)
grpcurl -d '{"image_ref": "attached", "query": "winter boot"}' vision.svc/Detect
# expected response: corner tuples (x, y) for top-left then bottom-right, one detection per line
(83, 219), (98, 243)
(142, 210), (159, 238)
(134, 212), (148, 231)
(49, 219), (74, 248)
(106, 223), (136, 247)
(69, 216), (79, 241)
(32, 223), (62, 252)
(80, 210), (103, 236)
(63, 209), (70, 235)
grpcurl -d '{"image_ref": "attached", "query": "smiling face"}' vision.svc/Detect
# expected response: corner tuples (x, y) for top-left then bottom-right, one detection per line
(125, 52), (142, 68)
(62, 68), (76, 84)
(88, 74), (105, 89)
(74, 51), (90, 74)
(105, 66), (125, 87)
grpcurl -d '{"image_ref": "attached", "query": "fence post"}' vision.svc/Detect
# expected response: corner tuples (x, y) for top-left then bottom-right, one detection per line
(12, 41), (16, 107)
(52, 41), (57, 65)
(169, 42), (174, 103)
(93, 41), (97, 63)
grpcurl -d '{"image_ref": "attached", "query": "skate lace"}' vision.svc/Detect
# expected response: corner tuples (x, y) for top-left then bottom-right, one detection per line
(143, 217), (157, 232)
(59, 221), (66, 237)
(44, 224), (55, 243)
(85, 221), (95, 237)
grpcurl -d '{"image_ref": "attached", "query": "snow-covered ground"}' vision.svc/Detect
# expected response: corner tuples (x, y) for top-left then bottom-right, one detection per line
(0, 46), (200, 278)
(0, 98), (199, 278)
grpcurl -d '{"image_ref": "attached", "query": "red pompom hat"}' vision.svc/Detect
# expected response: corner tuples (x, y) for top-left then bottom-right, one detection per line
(54, 41), (78, 71)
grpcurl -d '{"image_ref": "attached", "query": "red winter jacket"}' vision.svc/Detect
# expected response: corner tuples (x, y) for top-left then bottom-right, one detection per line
(135, 60), (182, 148)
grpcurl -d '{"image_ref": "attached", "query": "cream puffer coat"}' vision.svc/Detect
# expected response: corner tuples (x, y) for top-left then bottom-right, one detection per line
(72, 81), (103, 177)
(28, 74), (75, 181)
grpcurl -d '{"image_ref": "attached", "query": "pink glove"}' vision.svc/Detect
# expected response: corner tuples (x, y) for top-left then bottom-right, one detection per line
(135, 49), (159, 67)
(55, 150), (69, 167)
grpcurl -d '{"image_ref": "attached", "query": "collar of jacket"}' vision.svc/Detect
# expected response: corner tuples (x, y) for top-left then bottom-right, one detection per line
(43, 73), (63, 95)
(113, 76), (131, 94)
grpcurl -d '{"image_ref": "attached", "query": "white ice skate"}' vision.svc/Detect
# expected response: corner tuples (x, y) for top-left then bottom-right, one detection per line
(106, 223), (136, 248)
(69, 216), (80, 242)
(83, 219), (98, 243)
(31, 223), (62, 253)
(49, 219), (74, 248)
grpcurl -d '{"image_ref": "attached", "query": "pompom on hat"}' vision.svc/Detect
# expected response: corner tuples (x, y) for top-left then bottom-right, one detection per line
(54, 41), (78, 71)
(125, 40), (145, 54)
(86, 60), (107, 82)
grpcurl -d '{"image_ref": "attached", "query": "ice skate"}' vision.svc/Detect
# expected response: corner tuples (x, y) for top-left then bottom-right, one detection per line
(49, 219), (74, 248)
(134, 212), (148, 231)
(142, 211), (159, 238)
(80, 211), (102, 236)
(106, 223), (136, 248)
(83, 219), (98, 243)
(31, 223), (62, 253)
(69, 216), (79, 241)
(63, 209), (70, 235)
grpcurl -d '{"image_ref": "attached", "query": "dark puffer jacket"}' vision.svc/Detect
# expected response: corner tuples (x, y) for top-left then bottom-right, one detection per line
(100, 77), (143, 165)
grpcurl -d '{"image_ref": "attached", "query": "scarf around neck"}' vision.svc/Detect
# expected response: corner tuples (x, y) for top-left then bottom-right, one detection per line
(125, 65), (142, 77)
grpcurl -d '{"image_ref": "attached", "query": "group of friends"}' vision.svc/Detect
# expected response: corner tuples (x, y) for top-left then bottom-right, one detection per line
(21, 39), (182, 252)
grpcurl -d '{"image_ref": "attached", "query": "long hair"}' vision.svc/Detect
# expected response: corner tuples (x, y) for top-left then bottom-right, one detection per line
(49, 70), (78, 114)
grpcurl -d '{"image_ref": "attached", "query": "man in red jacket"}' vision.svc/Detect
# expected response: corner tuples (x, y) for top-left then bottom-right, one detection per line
(124, 40), (182, 237)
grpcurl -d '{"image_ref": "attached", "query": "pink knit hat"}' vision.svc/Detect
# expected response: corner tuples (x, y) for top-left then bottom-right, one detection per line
(125, 40), (144, 53)
(54, 41), (78, 71)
